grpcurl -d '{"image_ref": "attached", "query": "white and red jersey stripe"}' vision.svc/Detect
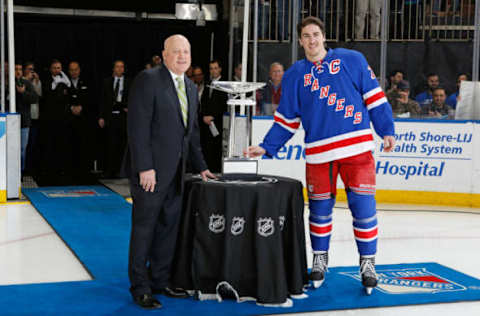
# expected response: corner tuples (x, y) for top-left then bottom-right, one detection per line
(304, 129), (375, 164)
(363, 87), (388, 111)
(273, 111), (301, 134)
(310, 221), (333, 238)
(353, 225), (378, 242)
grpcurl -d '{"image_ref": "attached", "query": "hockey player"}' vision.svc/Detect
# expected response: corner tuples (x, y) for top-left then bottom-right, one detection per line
(245, 16), (395, 295)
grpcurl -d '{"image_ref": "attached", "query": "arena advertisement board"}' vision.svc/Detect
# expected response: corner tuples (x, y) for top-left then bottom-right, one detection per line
(252, 118), (480, 195)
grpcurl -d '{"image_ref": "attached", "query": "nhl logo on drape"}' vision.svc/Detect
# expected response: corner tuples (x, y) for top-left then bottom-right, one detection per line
(279, 216), (285, 231)
(209, 214), (225, 233)
(257, 217), (275, 237)
(231, 217), (245, 236)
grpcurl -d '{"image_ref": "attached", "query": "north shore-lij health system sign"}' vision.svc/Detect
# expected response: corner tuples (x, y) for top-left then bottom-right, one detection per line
(252, 118), (480, 204)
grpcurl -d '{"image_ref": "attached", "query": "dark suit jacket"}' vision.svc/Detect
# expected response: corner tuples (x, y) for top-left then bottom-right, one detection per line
(200, 78), (228, 126)
(127, 66), (207, 191)
(68, 77), (90, 118)
(41, 76), (70, 122)
(100, 76), (131, 123)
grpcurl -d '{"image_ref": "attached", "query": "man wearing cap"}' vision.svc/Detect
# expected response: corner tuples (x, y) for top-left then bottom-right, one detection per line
(388, 80), (421, 117)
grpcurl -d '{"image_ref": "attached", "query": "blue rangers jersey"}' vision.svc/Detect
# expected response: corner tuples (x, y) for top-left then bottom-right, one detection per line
(260, 48), (395, 164)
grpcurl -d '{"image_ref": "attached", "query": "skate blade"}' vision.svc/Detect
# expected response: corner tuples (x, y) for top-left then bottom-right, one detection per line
(312, 280), (324, 289)
(365, 287), (373, 295)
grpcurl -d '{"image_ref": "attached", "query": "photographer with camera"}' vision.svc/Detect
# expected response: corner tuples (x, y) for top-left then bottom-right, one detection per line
(5, 62), (39, 175)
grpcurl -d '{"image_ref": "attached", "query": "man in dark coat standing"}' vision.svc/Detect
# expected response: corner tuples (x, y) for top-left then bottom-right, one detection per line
(200, 60), (228, 173)
(40, 59), (71, 176)
(99, 60), (130, 178)
(127, 34), (215, 309)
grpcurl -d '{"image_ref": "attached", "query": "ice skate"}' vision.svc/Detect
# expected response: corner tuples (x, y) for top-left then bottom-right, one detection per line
(310, 252), (328, 288)
(360, 256), (377, 295)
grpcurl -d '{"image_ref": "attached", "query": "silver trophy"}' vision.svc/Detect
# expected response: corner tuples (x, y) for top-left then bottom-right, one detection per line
(208, 81), (265, 174)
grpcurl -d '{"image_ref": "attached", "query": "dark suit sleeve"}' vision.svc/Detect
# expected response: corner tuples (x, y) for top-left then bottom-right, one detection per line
(128, 71), (155, 173)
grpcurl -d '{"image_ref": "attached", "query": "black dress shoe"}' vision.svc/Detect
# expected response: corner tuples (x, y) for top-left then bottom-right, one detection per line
(153, 287), (189, 298)
(133, 293), (162, 309)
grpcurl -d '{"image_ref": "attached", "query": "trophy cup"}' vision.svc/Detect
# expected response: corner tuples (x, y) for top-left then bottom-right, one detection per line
(208, 81), (266, 174)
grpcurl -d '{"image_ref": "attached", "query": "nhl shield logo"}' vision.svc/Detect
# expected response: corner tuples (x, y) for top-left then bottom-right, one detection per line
(279, 216), (285, 231)
(340, 267), (467, 294)
(231, 217), (245, 236)
(257, 217), (275, 237)
(209, 214), (225, 233)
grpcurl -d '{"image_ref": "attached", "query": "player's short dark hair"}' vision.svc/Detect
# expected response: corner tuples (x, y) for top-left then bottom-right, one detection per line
(297, 16), (326, 38)
(457, 73), (470, 81)
(426, 73), (438, 79)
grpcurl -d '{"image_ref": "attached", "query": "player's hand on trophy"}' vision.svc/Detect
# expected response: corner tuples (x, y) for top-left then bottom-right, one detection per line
(244, 145), (266, 158)
(383, 136), (396, 152)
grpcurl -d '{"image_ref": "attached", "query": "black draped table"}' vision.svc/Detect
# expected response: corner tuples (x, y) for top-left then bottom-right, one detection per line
(171, 174), (308, 305)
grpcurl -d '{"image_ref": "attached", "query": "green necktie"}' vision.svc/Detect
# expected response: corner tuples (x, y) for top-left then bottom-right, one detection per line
(175, 76), (188, 127)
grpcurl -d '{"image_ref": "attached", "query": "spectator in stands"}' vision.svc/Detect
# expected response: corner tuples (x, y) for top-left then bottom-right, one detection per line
(67, 61), (91, 177)
(99, 60), (131, 178)
(192, 66), (205, 100)
(234, 63), (242, 81)
(446, 73), (469, 109)
(415, 73), (440, 107)
(7, 62), (38, 175)
(186, 65), (194, 80)
(144, 62), (152, 70)
(41, 59), (71, 176)
(422, 87), (452, 118)
(23, 61), (42, 174)
(151, 55), (162, 67)
(257, 62), (284, 115)
(388, 80), (422, 117)
(355, 0), (383, 39)
(386, 69), (404, 95)
(200, 60), (228, 172)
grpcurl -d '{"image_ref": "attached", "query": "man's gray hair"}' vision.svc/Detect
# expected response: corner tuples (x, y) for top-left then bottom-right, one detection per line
(270, 62), (284, 71)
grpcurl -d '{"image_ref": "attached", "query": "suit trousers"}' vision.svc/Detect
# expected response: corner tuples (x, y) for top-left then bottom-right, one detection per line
(128, 171), (183, 297)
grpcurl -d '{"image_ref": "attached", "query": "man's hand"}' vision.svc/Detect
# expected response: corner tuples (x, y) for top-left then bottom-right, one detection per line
(244, 145), (266, 158)
(16, 85), (26, 94)
(203, 116), (214, 125)
(383, 136), (396, 152)
(139, 169), (156, 192)
(98, 118), (105, 128)
(200, 169), (217, 181)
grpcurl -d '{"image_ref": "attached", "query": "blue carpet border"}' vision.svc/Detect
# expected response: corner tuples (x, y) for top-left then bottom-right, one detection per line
(0, 186), (478, 315)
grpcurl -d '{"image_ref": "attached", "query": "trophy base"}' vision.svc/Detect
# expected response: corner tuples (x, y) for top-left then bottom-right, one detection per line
(222, 158), (258, 175)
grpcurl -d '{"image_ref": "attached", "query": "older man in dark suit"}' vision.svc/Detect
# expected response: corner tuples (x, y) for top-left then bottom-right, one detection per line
(127, 34), (215, 309)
